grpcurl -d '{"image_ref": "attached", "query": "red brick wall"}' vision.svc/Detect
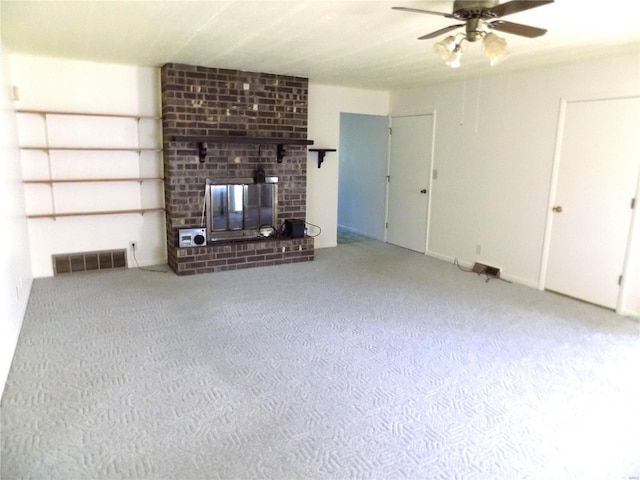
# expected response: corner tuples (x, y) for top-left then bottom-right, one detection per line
(170, 237), (314, 275)
(161, 63), (313, 275)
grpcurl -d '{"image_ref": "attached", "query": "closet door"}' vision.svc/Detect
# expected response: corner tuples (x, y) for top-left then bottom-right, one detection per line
(545, 97), (640, 309)
(387, 115), (434, 253)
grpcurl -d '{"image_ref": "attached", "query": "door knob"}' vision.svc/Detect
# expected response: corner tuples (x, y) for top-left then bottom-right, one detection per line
(552, 206), (563, 213)
(420, 189), (427, 194)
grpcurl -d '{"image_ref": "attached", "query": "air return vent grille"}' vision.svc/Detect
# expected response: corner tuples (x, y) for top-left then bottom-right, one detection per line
(53, 249), (127, 276)
(472, 262), (501, 278)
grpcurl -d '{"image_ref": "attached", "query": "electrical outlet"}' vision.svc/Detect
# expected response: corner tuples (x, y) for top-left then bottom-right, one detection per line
(130, 241), (137, 252)
(475, 244), (482, 254)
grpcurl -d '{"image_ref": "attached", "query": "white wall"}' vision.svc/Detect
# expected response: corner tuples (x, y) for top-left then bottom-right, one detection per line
(622, 170), (640, 316)
(0, 42), (33, 398)
(390, 47), (640, 317)
(10, 54), (166, 277)
(10, 60), (392, 274)
(307, 84), (389, 248)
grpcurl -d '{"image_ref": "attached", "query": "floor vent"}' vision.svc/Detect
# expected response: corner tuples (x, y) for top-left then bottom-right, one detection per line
(472, 262), (501, 278)
(53, 249), (127, 276)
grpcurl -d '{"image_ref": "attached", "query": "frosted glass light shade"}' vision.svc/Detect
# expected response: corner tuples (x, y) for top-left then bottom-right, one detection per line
(483, 33), (507, 59)
(433, 35), (458, 61)
(446, 49), (462, 68)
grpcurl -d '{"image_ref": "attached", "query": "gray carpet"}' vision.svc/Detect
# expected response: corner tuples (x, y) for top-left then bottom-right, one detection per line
(2, 239), (640, 479)
(337, 227), (371, 245)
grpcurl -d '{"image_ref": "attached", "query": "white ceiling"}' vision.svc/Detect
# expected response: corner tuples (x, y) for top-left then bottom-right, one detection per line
(2, 0), (639, 90)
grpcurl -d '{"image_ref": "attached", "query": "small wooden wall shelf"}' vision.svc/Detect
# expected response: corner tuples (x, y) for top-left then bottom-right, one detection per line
(309, 148), (337, 168)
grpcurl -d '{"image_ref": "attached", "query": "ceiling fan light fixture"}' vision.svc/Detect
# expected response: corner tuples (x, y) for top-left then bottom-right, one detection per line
(433, 35), (463, 68)
(398, 0), (554, 70)
(483, 32), (507, 59)
(445, 47), (463, 68)
(433, 35), (458, 60)
(488, 50), (509, 66)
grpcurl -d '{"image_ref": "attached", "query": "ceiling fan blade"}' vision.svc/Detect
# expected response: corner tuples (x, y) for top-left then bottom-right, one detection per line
(392, 6), (455, 19)
(488, 0), (554, 18)
(418, 24), (465, 40)
(487, 20), (547, 38)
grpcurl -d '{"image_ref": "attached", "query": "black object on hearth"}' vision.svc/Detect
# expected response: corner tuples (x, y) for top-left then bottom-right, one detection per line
(282, 219), (306, 239)
(254, 166), (266, 183)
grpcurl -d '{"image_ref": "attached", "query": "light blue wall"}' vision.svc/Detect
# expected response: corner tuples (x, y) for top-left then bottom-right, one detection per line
(338, 113), (388, 240)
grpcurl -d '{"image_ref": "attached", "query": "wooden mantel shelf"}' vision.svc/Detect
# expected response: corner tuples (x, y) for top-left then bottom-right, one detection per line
(167, 135), (314, 146)
(168, 135), (314, 163)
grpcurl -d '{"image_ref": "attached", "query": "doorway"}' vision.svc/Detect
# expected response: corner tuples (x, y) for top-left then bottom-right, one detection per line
(337, 113), (389, 244)
(543, 97), (640, 310)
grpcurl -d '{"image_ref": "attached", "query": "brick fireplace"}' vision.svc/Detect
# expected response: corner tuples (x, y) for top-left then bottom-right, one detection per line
(161, 63), (314, 275)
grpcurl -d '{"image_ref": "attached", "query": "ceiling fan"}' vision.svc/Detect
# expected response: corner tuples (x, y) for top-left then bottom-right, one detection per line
(393, 0), (554, 67)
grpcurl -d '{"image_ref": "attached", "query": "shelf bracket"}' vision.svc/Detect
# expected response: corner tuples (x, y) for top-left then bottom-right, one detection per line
(197, 142), (208, 163)
(309, 148), (337, 168)
(276, 144), (286, 163)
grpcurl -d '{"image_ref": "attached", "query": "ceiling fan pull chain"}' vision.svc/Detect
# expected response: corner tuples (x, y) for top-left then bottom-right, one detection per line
(475, 76), (482, 134)
(460, 71), (468, 126)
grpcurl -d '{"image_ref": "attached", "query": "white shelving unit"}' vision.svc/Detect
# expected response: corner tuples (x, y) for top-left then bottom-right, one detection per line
(18, 110), (165, 219)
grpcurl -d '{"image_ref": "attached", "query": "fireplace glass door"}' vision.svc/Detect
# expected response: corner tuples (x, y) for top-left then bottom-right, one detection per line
(206, 178), (278, 242)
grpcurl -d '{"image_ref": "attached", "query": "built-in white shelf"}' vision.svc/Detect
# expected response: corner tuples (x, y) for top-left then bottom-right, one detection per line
(17, 109), (160, 120)
(18, 110), (164, 219)
(27, 208), (165, 220)
(23, 178), (164, 185)
(21, 147), (162, 152)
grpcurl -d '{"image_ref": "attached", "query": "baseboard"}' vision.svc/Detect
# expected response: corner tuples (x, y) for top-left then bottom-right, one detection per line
(1, 275), (33, 399)
(500, 273), (538, 289)
(129, 257), (169, 269)
(337, 224), (383, 241)
(426, 250), (456, 263)
(426, 251), (538, 288)
(618, 308), (640, 321)
(337, 223), (357, 233)
(316, 242), (338, 249)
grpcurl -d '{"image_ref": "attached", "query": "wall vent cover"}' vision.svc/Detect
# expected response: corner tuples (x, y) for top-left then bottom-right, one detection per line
(53, 249), (127, 276)
(472, 262), (501, 278)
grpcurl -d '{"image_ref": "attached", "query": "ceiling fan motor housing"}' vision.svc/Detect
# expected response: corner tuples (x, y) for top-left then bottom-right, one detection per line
(465, 19), (483, 41)
(393, 0), (552, 44)
(452, 0), (499, 41)
(452, 0), (499, 19)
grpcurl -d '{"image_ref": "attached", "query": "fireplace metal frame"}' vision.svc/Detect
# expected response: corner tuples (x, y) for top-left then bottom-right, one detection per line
(205, 177), (278, 242)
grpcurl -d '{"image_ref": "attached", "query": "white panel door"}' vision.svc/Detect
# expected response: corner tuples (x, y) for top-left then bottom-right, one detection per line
(546, 97), (640, 309)
(387, 115), (433, 253)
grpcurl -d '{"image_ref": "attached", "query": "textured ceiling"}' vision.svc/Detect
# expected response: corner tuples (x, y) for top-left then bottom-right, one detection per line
(2, 0), (639, 90)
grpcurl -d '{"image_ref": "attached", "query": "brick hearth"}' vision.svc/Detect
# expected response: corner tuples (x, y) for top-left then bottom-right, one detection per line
(161, 63), (314, 275)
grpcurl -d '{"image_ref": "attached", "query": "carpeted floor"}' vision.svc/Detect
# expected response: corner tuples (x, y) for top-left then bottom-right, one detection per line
(2, 239), (640, 479)
(337, 227), (372, 245)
